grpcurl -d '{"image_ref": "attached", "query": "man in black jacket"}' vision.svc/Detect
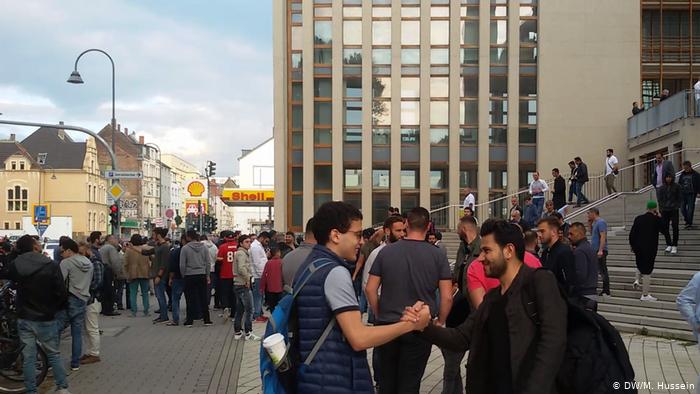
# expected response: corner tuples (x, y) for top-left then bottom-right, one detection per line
(551, 168), (566, 210)
(679, 161), (700, 229)
(566, 222), (598, 301)
(406, 220), (567, 394)
(0, 235), (69, 394)
(573, 157), (590, 206)
(658, 174), (682, 254)
(537, 217), (578, 296)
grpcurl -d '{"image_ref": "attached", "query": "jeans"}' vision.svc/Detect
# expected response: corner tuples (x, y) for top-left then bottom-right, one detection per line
(129, 279), (150, 316)
(100, 266), (115, 314)
(114, 279), (126, 309)
(18, 319), (68, 394)
(171, 278), (185, 324)
(635, 271), (652, 296)
(251, 279), (263, 319)
(184, 275), (211, 323)
(661, 209), (680, 246)
(377, 331), (432, 394)
(598, 250), (610, 294)
(605, 173), (617, 194)
(234, 285), (253, 334)
(212, 266), (221, 308)
(57, 294), (87, 369)
(568, 182), (576, 203)
(681, 193), (697, 225)
(532, 195), (545, 218)
(155, 278), (169, 321)
(83, 302), (101, 356)
(440, 348), (466, 394)
(220, 278), (234, 310)
(576, 182), (589, 205)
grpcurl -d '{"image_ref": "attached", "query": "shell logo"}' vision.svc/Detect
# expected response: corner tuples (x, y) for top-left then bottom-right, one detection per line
(187, 181), (206, 197)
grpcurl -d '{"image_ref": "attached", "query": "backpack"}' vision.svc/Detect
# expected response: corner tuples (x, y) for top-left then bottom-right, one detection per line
(523, 269), (637, 394)
(260, 258), (336, 394)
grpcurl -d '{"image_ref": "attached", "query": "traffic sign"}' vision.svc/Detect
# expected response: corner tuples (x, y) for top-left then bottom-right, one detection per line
(37, 224), (49, 237)
(104, 170), (143, 179)
(165, 209), (174, 219)
(32, 204), (50, 225)
(108, 183), (125, 201)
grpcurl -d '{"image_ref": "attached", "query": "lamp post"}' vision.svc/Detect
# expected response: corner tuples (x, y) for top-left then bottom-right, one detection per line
(67, 48), (120, 236)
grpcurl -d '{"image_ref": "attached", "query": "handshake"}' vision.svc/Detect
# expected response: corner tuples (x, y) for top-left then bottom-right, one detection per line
(399, 301), (433, 331)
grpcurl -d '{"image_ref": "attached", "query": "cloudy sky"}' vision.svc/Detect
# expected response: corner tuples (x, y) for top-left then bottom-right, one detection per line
(0, 0), (272, 177)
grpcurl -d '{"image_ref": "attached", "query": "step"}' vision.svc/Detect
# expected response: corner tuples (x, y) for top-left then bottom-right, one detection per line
(598, 295), (680, 311)
(606, 260), (700, 271)
(598, 303), (684, 321)
(603, 289), (679, 302)
(599, 311), (690, 331)
(608, 321), (696, 342)
(608, 252), (700, 261)
(608, 275), (690, 288)
(607, 266), (697, 280)
(602, 281), (685, 295)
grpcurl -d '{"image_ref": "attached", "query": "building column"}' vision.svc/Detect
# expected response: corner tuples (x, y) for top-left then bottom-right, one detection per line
(331, 0), (343, 201)
(418, 0), (431, 209)
(390, 1), (401, 210)
(361, 0), (373, 227)
(273, 0), (288, 231)
(302, 0), (315, 224)
(448, 0), (461, 230)
(507, 0), (520, 194)
(477, 0), (491, 220)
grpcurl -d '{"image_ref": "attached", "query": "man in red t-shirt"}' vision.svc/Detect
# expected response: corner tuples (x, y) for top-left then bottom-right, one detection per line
(216, 234), (238, 319)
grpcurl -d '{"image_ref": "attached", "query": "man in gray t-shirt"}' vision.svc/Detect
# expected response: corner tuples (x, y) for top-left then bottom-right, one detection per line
(281, 220), (317, 291)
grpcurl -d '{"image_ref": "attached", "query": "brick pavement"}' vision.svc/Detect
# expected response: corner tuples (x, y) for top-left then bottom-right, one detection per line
(36, 297), (700, 394)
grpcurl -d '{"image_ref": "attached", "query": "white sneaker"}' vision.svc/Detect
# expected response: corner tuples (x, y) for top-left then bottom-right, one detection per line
(223, 308), (231, 319)
(632, 280), (640, 290)
(245, 332), (261, 341)
(234, 332), (243, 340)
(640, 295), (658, 302)
(665, 246), (672, 253)
(671, 246), (678, 254)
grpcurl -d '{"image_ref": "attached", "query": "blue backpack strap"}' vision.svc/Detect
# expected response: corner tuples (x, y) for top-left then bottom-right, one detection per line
(290, 258), (336, 299)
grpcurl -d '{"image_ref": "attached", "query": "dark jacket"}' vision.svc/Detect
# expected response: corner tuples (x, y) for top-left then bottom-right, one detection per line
(629, 212), (664, 274)
(0, 252), (68, 321)
(552, 176), (566, 208)
(540, 240), (577, 296)
(422, 265), (567, 394)
(454, 236), (481, 297)
(678, 169), (700, 195)
(657, 182), (682, 211)
(523, 204), (539, 229)
(651, 160), (675, 188)
(570, 239), (598, 297)
(575, 162), (589, 183)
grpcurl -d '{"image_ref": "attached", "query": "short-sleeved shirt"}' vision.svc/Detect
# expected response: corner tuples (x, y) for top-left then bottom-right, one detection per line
(325, 266), (360, 314)
(369, 239), (451, 324)
(605, 155), (619, 176)
(467, 252), (542, 293)
(591, 218), (608, 252)
(217, 242), (238, 279)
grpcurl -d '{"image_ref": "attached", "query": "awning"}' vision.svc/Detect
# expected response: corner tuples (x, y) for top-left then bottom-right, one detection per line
(120, 219), (141, 228)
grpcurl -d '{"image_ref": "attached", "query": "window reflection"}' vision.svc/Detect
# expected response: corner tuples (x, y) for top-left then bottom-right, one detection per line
(431, 101), (449, 124)
(401, 101), (420, 124)
(430, 77), (449, 97)
(344, 21), (362, 45)
(373, 21), (391, 45)
(431, 21), (450, 45)
(401, 77), (420, 98)
(431, 48), (449, 64)
(315, 21), (332, 44)
(490, 21), (507, 45)
(402, 21), (420, 45)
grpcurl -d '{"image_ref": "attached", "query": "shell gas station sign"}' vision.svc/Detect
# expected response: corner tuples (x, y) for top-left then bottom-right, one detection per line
(221, 189), (274, 207)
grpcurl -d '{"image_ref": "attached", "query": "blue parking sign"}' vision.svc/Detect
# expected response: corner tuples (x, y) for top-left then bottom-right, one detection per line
(32, 204), (49, 225)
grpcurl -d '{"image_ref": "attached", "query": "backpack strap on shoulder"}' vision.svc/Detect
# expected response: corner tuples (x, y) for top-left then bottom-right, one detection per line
(291, 258), (336, 299)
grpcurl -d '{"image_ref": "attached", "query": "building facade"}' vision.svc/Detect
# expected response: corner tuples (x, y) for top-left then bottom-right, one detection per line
(161, 153), (202, 220)
(234, 138), (274, 233)
(273, 0), (640, 231)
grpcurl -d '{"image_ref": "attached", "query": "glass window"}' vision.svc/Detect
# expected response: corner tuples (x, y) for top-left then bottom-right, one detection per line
(292, 82), (303, 101)
(490, 48), (508, 64)
(490, 75), (508, 97)
(373, 127), (391, 144)
(292, 13), (302, 23)
(431, 21), (450, 45)
(373, 21), (391, 45)
(345, 169), (362, 187)
(373, 48), (392, 64)
(460, 101), (478, 124)
(314, 48), (332, 64)
(520, 47), (537, 64)
(315, 7), (332, 17)
(314, 78), (332, 98)
(315, 102), (332, 125)
(373, 76), (391, 98)
(344, 77), (362, 97)
(344, 7), (363, 17)
(431, 48), (449, 64)
(430, 77), (449, 97)
(315, 193), (333, 210)
(491, 6), (507, 17)
(401, 6), (420, 17)
(401, 170), (418, 188)
(402, 21), (420, 45)
(519, 127), (537, 144)
(520, 75), (537, 97)
(489, 100), (508, 124)
(490, 21), (508, 45)
(401, 127), (420, 143)
(292, 195), (303, 228)
(315, 166), (333, 190)
(430, 170), (446, 189)
(315, 21), (333, 45)
(373, 6), (392, 18)
(519, 100), (537, 125)
(344, 127), (363, 142)
(461, 48), (478, 65)
(460, 170), (475, 188)
(431, 101), (449, 124)
(520, 6), (537, 17)
(373, 169), (390, 188)
(520, 19), (538, 43)
(345, 101), (363, 125)
(489, 127), (508, 144)
(431, 6), (450, 17)
(292, 168), (303, 192)
(401, 48), (420, 64)
(461, 5), (479, 17)
(344, 21), (363, 45)
(460, 128), (478, 144)
(401, 77), (420, 98)
(291, 53), (303, 69)
(315, 128), (332, 145)
(372, 100), (392, 125)
(430, 128), (449, 144)
(292, 105), (303, 129)
(461, 21), (479, 45)
(401, 101), (420, 124)
(292, 26), (303, 50)
(292, 131), (303, 147)
(344, 49), (362, 65)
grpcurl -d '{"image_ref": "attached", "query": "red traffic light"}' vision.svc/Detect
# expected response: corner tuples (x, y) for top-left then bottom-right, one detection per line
(110, 204), (118, 214)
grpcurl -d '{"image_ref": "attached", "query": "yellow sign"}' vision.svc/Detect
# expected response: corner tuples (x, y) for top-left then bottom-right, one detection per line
(186, 180), (207, 198)
(221, 189), (274, 202)
(108, 183), (125, 200)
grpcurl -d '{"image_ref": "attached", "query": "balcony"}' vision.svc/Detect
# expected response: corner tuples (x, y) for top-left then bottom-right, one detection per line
(628, 89), (697, 140)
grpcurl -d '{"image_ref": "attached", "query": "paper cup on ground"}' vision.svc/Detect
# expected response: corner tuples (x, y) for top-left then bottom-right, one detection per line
(263, 333), (287, 366)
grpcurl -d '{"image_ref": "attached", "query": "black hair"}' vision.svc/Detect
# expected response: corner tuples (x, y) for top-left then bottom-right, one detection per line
(537, 216), (561, 230)
(304, 218), (315, 235)
(270, 244), (282, 257)
(88, 231), (102, 244)
(59, 237), (79, 254)
(238, 234), (250, 244)
(552, 168), (559, 173)
(285, 231), (295, 237)
(588, 207), (600, 215)
(479, 219), (525, 261)
(523, 230), (539, 245)
(574, 156), (582, 161)
(199, 235), (209, 241)
(130, 234), (145, 246)
(570, 222), (587, 233)
(258, 231), (271, 240)
(362, 227), (376, 239)
(312, 201), (363, 246)
(436, 231), (443, 241)
(683, 160), (692, 167)
(383, 215), (405, 230)
(16, 235), (37, 255)
(154, 227), (168, 239)
(568, 161), (575, 165)
(607, 148), (614, 153)
(186, 230), (199, 241)
(460, 215), (477, 227)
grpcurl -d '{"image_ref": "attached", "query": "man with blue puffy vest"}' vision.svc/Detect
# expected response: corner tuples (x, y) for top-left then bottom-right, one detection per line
(293, 201), (430, 394)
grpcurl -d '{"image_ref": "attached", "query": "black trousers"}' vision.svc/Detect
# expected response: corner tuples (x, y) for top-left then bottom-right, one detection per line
(377, 331), (432, 394)
(100, 267), (115, 314)
(264, 291), (283, 312)
(598, 250), (610, 294)
(184, 275), (211, 323)
(220, 278), (234, 310)
(661, 209), (680, 246)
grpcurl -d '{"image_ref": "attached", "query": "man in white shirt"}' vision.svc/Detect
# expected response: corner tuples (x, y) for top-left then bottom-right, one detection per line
(529, 171), (549, 218)
(249, 231), (270, 322)
(605, 148), (619, 194)
(462, 188), (475, 211)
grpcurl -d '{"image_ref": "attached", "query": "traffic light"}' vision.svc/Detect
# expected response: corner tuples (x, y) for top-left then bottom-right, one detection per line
(109, 204), (119, 226)
(207, 161), (216, 177)
(211, 217), (218, 232)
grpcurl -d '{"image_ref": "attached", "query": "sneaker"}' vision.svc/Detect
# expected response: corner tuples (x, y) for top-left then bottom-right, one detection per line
(245, 332), (261, 341)
(80, 355), (101, 365)
(665, 245), (673, 253)
(153, 318), (168, 324)
(640, 294), (658, 302)
(204, 320), (213, 326)
(184, 321), (194, 328)
(671, 246), (678, 254)
(234, 331), (243, 340)
(254, 316), (269, 323)
(223, 307), (231, 319)
(71, 366), (80, 371)
(632, 280), (640, 290)
(598, 291), (611, 298)
(166, 321), (179, 326)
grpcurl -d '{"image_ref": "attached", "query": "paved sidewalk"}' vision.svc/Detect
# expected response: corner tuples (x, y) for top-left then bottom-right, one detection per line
(37, 299), (700, 394)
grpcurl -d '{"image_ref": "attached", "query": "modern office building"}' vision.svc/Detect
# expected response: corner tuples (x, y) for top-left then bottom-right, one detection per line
(273, 0), (639, 231)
